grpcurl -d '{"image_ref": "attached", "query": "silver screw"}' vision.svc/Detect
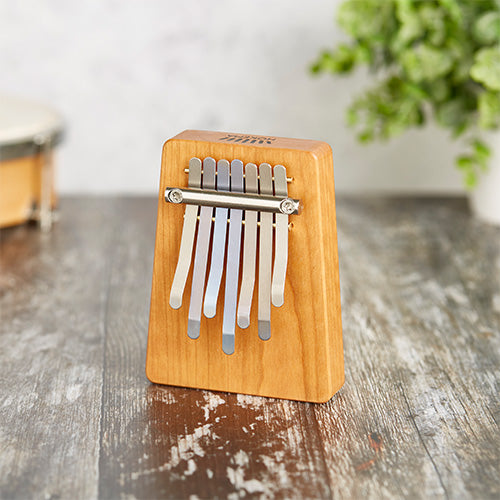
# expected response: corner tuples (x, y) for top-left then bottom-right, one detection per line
(280, 198), (296, 215)
(169, 188), (183, 203)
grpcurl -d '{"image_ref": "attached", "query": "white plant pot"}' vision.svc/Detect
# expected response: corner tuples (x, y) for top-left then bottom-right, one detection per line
(469, 132), (500, 225)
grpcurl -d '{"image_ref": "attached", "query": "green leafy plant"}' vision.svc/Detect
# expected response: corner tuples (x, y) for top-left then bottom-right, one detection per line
(311, 0), (500, 187)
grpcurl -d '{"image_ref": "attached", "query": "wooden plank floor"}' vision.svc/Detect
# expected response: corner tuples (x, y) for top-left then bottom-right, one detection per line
(0, 196), (499, 500)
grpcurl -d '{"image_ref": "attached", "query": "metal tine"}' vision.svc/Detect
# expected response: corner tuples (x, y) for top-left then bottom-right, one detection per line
(187, 158), (216, 339)
(271, 165), (288, 307)
(184, 168), (292, 183)
(222, 160), (244, 355)
(203, 160), (230, 318)
(169, 157), (202, 309)
(258, 163), (273, 341)
(237, 163), (258, 329)
(191, 214), (291, 229)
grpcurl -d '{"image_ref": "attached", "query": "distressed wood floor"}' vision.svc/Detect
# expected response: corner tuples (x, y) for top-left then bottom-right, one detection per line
(0, 197), (499, 500)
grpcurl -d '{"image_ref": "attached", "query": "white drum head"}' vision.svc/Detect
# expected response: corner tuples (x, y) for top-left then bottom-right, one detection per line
(0, 93), (64, 159)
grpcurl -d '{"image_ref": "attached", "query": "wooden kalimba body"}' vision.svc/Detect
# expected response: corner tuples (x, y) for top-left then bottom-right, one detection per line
(146, 130), (344, 402)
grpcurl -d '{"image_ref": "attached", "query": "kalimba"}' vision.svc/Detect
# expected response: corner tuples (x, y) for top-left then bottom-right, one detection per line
(146, 130), (344, 402)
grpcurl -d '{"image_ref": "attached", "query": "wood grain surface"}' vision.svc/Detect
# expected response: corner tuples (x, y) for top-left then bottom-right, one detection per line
(0, 196), (499, 499)
(147, 131), (343, 402)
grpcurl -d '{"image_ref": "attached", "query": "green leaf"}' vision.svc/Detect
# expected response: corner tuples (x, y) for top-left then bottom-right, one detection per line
(436, 99), (466, 128)
(470, 47), (500, 91)
(401, 44), (454, 82)
(471, 139), (490, 173)
(456, 156), (477, 189)
(473, 12), (500, 45)
(478, 91), (500, 129)
(354, 44), (372, 64)
(395, 0), (423, 45)
(464, 170), (478, 189)
(310, 51), (331, 74)
(424, 80), (448, 102)
(452, 122), (468, 138)
(346, 107), (358, 126)
(310, 47), (358, 74)
(418, 4), (446, 46)
(456, 155), (473, 170)
(338, 0), (396, 40)
(455, 139), (491, 188)
(437, 0), (462, 24)
(403, 82), (427, 100)
(358, 130), (374, 143)
(473, 139), (491, 161)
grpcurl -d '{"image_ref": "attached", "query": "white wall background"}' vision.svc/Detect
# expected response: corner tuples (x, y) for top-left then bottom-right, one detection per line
(1, 0), (464, 194)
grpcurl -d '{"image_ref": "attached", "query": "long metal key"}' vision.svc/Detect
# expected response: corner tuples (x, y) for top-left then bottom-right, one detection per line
(187, 157), (216, 339)
(237, 163), (258, 328)
(203, 159), (230, 318)
(222, 159), (244, 354)
(169, 157), (202, 309)
(258, 163), (273, 340)
(271, 165), (288, 307)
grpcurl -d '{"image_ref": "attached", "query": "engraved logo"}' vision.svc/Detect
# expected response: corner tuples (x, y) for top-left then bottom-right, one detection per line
(218, 134), (276, 145)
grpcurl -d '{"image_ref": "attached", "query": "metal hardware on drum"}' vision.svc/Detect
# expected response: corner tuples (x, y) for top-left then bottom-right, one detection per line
(35, 134), (54, 231)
